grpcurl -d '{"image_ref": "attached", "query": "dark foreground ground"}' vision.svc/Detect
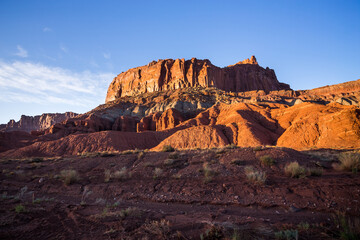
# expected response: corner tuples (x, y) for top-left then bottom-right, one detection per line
(0, 147), (359, 239)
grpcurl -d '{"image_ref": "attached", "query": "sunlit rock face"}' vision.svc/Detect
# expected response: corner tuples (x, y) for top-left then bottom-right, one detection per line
(105, 56), (291, 103)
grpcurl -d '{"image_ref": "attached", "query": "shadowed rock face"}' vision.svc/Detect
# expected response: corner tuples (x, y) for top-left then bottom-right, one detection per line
(105, 56), (291, 102)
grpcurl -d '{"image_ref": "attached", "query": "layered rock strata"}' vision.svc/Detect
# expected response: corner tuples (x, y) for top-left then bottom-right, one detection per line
(106, 56), (290, 102)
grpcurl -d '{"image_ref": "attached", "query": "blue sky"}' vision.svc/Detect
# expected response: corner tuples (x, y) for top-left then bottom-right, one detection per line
(0, 0), (359, 124)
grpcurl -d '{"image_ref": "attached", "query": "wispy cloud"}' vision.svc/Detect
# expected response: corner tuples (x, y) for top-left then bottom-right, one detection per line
(43, 27), (52, 32)
(0, 60), (114, 107)
(60, 44), (68, 53)
(15, 45), (28, 58)
(103, 52), (111, 59)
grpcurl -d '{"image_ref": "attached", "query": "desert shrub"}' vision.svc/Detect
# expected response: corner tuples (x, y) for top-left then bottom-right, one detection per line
(200, 225), (224, 240)
(259, 155), (275, 167)
(162, 145), (175, 152)
(119, 207), (141, 218)
(60, 169), (79, 185)
(163, 159), (176, 166)
(14, 204), (26, 213)
(308, 168), (323, 176)
(274, 229), (298, 239)
(104, 169), (111, 182)
(113, 167), (129, 181)
(225, 144), (238, 149)
(284, 162), (306, 178)
(202, 162), (218, 183)
(144, 219), (170, 238)
(244, 166), (266, 185)
(337, 152), (360, 173)
(80, 186), (92, 205)
(153, 168), (163, 179)
(297, 222), (310, 230)
(332, 213), (360, 240)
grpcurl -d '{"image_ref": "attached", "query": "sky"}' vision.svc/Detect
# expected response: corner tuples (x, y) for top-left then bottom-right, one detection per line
(0, 0), (359, 124)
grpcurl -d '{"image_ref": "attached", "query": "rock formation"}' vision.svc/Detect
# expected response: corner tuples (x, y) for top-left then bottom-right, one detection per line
(105, 56), (290, 102)
(1, 56), (360, 158)
(0, 112), (78, 133)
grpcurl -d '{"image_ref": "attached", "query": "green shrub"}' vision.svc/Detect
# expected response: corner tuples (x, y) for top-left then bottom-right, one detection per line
(332, 213), (360, 240)
(284, 162), (306, 178)
(274, 229), (298, 239)
(14, 204), (26, 213)
(259, 155), (275, 167)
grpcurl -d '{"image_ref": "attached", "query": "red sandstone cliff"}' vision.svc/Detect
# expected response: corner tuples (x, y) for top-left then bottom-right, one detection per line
(0, 112), (78, 133)
(105, 56), (290, 102)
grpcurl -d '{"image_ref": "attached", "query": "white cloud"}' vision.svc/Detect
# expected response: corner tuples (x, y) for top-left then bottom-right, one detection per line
(0, 60), (114, 107)
(15, 45), (28, 58)
(103, 52), (111, 59)
(43, 27), (52, 32)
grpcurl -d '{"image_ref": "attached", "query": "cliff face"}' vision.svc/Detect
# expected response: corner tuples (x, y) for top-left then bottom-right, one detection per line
(105, 56), (291, 103)
(1, 112), (78, 133)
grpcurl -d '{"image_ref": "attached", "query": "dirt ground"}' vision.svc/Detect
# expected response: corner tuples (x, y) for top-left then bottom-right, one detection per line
(0, 147), (359, 239)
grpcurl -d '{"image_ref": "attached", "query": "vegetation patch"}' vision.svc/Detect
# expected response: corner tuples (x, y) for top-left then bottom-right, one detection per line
(162, 145), (175, 152)
(153, 168), (163, 179)
(244, 166), (266, 185)
(112, 167), (130, 181)
(308, 167), (323, 176)
(202, 162), (218, 183)
(274, 229), (298, 239)
(60, 169), (79, 185)
(14, 204), (26, 213)
(284, 162), (306, 178)
(335, 152), (360, 173)
(259, 155), (275, 167)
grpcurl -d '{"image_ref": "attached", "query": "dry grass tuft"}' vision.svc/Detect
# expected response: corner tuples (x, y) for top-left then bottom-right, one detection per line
(113, 167), (130, 181)
(284, 162), (306, 178)
(244, 166), (266, 185)
(60, 169), (79, 185)
(336, 152), (360, 173)
(259, 155), (275, 167)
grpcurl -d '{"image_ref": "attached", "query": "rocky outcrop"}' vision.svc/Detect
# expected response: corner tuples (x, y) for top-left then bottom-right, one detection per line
(1, 112), (78, 133)
(137, 108), (184, 132)
(105, 56), (291, 102)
